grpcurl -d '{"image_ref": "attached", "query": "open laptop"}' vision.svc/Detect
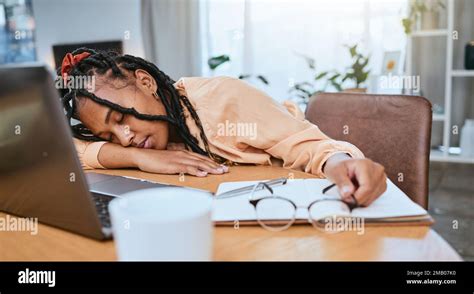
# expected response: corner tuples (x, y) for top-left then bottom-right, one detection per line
(0, 65), (170, 240)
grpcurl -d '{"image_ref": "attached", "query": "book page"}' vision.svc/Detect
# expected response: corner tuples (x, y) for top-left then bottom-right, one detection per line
(213, 178), (427, 222)
(213, 179), (349, 222)
(349, 180), (427, 219)
(287, 178), (427, 219)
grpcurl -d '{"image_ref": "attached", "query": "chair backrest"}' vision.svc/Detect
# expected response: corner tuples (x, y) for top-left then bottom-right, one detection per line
(305, 92), (432, 208)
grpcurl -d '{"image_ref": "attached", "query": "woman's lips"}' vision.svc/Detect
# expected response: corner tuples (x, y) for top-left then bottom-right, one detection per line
(143, 137), (152, 149)
(138, 136), (152, 149)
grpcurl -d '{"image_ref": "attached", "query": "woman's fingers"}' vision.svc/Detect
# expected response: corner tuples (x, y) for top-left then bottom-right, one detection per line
(352, 161), (386, 206)
(181, 165), (208, 177)
(180, 150), (229, 172)
(361, 172), (387, 206)
(179, 158), (225, 174)
(134, 149), (227, 177)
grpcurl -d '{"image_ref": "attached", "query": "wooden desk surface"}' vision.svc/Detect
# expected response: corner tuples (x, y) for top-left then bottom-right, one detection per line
(0, 166), (461, 261)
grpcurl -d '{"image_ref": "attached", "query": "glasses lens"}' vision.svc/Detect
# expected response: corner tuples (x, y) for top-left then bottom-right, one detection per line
(255, 197), (296, 231)
(308, 199), (351, 233)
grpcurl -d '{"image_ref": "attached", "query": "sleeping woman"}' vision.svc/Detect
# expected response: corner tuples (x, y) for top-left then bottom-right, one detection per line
(59, 48), (387, 206)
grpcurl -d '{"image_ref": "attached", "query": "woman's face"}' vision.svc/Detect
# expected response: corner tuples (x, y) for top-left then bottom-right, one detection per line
(77, 69), (169, 150)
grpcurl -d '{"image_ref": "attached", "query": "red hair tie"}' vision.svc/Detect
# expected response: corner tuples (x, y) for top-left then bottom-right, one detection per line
(61, 52), (91, 80)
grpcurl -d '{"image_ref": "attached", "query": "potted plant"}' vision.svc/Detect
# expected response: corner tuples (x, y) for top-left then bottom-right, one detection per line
(402, 0), (446, 34)
(207, 54), (269, 86)
(341, 44), (370, 93)
(288, 53), (343, 106)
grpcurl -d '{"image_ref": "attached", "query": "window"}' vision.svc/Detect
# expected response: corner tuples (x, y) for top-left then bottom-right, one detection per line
(202, 0), (408, 102)
(0, 0), (36, 64)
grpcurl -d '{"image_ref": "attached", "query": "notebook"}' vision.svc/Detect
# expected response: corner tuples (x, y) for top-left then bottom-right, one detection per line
(213, 178), (433, 226)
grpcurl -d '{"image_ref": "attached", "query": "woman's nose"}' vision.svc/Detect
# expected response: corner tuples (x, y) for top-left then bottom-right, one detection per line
(114, 125), (135, 147)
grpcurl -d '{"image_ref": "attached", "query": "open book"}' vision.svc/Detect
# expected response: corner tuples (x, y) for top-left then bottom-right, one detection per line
(213, 178), (433, 226)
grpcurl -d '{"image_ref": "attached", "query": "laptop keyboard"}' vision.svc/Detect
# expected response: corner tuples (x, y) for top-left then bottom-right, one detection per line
(91, 193), (115, 228)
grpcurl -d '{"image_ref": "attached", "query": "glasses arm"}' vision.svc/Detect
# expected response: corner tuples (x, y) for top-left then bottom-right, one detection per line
(322, 183), (336, 194)
(249, 182), (276, 201)
(321, 183), (359, 211)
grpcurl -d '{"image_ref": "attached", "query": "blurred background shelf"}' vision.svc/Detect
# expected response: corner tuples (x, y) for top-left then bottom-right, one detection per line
(411, 29), (449, 37)
(406, 0), (474, 164)
(430, 149), (474, 163)
(433, 113), (446, 121)
(451, 70), (474, 77)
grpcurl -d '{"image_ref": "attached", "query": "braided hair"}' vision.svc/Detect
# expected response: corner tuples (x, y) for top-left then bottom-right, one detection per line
(57, 47), (226, 164)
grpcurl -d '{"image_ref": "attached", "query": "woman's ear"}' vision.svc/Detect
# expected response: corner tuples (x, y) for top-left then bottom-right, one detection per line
(134, 69), (158, 94)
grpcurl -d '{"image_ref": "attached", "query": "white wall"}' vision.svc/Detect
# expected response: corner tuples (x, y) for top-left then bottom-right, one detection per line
(32, 0), (144, 70)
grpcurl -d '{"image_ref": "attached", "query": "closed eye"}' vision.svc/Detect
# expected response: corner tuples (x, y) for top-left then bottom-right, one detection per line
(98, 112), (125, 142)
(117, 113), (125, 124)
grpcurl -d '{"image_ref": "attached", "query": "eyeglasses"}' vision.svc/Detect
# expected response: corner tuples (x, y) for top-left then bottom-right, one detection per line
(249, 181), (358, 232)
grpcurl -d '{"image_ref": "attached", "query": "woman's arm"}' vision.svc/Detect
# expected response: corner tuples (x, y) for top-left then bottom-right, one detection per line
(96, 142), (136, 168)
(206, 78), (386, 205)
(98, 143), (227, 176)
(74, 139), (227, 177)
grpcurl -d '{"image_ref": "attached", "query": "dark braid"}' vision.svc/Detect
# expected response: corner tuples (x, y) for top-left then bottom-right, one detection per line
(57, 47), (226, 164)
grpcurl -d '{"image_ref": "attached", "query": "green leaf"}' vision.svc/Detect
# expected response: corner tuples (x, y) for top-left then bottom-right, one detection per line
(295, 93), (310, 101)
(306, 58), (316, 70)
(302, 55), (316, 70)
(402, 18), (412, 35)
(353, 61), (365, 74)
(314, 72), (328, 80)
(330, 80), (343, 92)
(256, 75), (269, 85)
(342, 73), (354, 82)
(295, 52), (316, 70)
(296, 81), (315, 88)
(349, 45), (358, 58)
(357, 71), (369, 85)
(294, 85), (313, 97)
(328, 73), (340, 81)
(360, 57), (369, 68)
(208, 55), (230, 70)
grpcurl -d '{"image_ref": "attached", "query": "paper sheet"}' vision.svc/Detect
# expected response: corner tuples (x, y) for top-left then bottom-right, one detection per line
(212, 178), (427, 222)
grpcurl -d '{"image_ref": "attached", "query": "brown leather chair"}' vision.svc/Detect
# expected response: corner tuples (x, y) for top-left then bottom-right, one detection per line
(305, 92), (432, 208)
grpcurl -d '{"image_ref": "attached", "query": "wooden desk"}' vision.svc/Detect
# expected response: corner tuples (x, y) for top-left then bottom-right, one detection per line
(0, 166), (461, 261)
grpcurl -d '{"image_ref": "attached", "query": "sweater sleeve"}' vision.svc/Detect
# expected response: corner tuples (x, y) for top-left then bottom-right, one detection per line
(73, 138), (107, 170)
(201, 77), (365, 178)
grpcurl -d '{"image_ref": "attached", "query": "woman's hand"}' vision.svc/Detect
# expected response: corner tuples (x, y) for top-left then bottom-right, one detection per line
(97, 142), (228, 177)
(323, 153), (387, 206)
(131, 148), (228, 177)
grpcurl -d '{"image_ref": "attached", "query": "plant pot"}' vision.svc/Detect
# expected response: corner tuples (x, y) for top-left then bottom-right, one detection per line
(343, 88), (367, 94)
(421, 11), (439, 30)
(414, 12), (422, 32)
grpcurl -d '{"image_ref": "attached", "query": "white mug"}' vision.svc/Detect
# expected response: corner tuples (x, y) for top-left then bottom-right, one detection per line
(108, 187), (213, 261)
